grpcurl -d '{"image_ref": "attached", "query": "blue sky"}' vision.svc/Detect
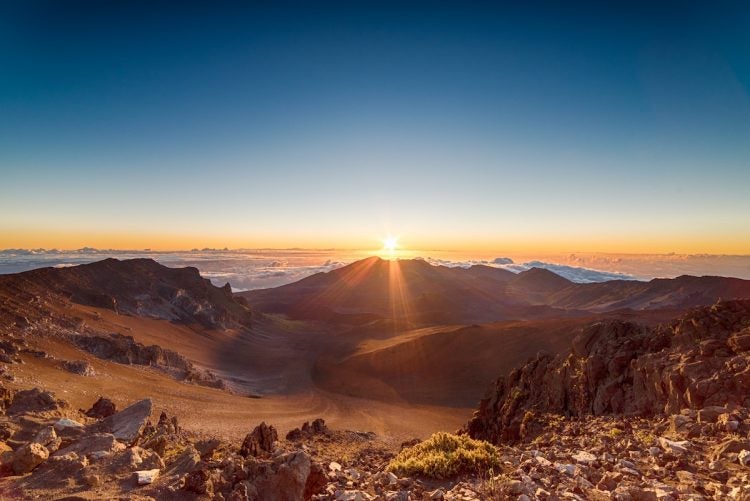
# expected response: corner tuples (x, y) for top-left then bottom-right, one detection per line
(1, 1), (749, 252)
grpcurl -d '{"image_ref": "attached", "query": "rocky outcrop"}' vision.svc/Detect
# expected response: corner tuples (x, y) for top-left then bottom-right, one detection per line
(72, 333), (227, 390)
(7, 388), (66, 416)
(286, 418), (329, 441)
(240, 421), (278, 458)
(465, 300), (750, 444)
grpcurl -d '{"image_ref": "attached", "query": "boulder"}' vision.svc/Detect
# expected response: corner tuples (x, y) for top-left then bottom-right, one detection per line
(84, 396), (116, 418)
(32, 426), (61, 453)
(7, 388), (63, 415)
(12, 442), (49, 474)
(98, 398), (152, 445)
(252, 451), (325, 501)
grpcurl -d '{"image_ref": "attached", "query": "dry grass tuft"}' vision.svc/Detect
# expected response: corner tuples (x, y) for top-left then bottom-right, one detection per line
(387, 432), (501, 479)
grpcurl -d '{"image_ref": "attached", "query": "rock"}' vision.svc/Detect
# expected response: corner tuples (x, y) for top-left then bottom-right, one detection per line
(54, 418), (84, 431)
(83, 472), (101, 487)
(85, 396), (116, 418)
(12, 442), (49, 474)
(166, 445), (200, 476)
(429, 489), (445, 499)
(184, 467), (213, 494)
(658, 437), (689, 455)
(711, 438), (750, 461)
(572, 451), (597, 465)
(506, 480), (525, 495)
(697, 406), (728, 423)
(135, 468), (160, 485)
(98, 398), (152, 445)
(7, 388), (63, 415)
(329, 461), (342, 472)
(464, 302), (750, 444)
(55, 432), (124, 457)
(668, 414), (692, 435)
(195, 438), (221, 458)
(62, 359), (96, 376)
(240, 421), (278, 457)
(33, 426), (61, 453)
(738, 449), (750, 466)
(251, 451), (325, 501)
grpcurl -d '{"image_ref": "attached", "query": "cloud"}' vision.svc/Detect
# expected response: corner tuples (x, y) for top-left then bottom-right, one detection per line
(508, 261), (636, 283)
(3, 248), (750, 289)
(420, 257), (637, 283)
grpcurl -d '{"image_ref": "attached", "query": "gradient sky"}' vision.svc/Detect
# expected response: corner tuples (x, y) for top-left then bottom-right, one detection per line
(2, 1), (749, 253)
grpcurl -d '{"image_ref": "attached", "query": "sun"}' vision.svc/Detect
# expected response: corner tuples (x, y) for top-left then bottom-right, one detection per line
(382, 236), (399, 253)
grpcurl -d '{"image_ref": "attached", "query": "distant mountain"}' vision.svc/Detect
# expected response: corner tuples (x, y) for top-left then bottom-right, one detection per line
(239, 257), (750, 325)
(0, 258), (252, 329)
(238, 256), (580, 325)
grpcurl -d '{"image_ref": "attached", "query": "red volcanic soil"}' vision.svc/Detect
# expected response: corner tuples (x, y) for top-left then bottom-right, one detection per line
(2, 257), (747, 445)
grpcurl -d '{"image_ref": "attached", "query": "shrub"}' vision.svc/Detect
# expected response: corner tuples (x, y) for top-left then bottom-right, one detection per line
(387, 432), (502, 479)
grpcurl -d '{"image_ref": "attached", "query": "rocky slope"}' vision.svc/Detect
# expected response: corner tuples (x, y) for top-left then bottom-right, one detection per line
(0, 258), (252, 330)
(465, 300), (750, 444)
(0, 259), (253, 390)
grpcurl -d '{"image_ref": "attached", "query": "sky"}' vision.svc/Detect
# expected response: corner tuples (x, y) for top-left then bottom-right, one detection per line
(1, 1), (749, 254)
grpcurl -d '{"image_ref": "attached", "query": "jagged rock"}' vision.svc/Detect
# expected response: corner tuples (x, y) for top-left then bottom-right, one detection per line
(240, 421), (278, 458)
(465, 301), (750, 444)
(252, 451), (325, 501)
(62, 359), (96, 376)
(32, 426), (61, 453)
(166, 445), (200, 476)
(195, 438), (221, 458)
(738, 449), (750, 466)
(12, 442), (49, 474)
(184, 467), (214, 494)
(287, 418), (329, 441)
(97, 398), (152, 445)
(84, 396), (116, 418)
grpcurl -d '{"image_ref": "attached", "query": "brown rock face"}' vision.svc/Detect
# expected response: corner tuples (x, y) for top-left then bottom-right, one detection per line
(240, 422), (278, 458)
(465, 300), (750, 444)
(7, 388), (65, 416)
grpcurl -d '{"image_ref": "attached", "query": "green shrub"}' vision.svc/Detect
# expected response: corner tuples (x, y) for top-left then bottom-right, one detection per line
(387, 432), (502, 479)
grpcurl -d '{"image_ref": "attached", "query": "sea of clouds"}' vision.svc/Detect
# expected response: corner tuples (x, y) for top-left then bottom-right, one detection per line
(1, 248), (748, 291)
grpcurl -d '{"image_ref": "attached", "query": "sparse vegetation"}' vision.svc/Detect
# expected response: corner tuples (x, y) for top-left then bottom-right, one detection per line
(387, 432), (502, 479)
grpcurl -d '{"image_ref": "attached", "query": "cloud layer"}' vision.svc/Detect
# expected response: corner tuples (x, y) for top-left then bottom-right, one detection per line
(2, 248), (749, 290)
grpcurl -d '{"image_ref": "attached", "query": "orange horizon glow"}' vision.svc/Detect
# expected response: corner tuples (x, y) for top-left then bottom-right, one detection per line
(1, 227), (749, 256)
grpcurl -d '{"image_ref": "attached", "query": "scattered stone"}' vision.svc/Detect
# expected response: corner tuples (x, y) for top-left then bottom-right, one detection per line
(135, 468), (160, 485)
(62, 359), (96, 376)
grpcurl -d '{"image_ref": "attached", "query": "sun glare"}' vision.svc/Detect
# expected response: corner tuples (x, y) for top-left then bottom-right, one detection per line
(382, 236), (399, 253)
